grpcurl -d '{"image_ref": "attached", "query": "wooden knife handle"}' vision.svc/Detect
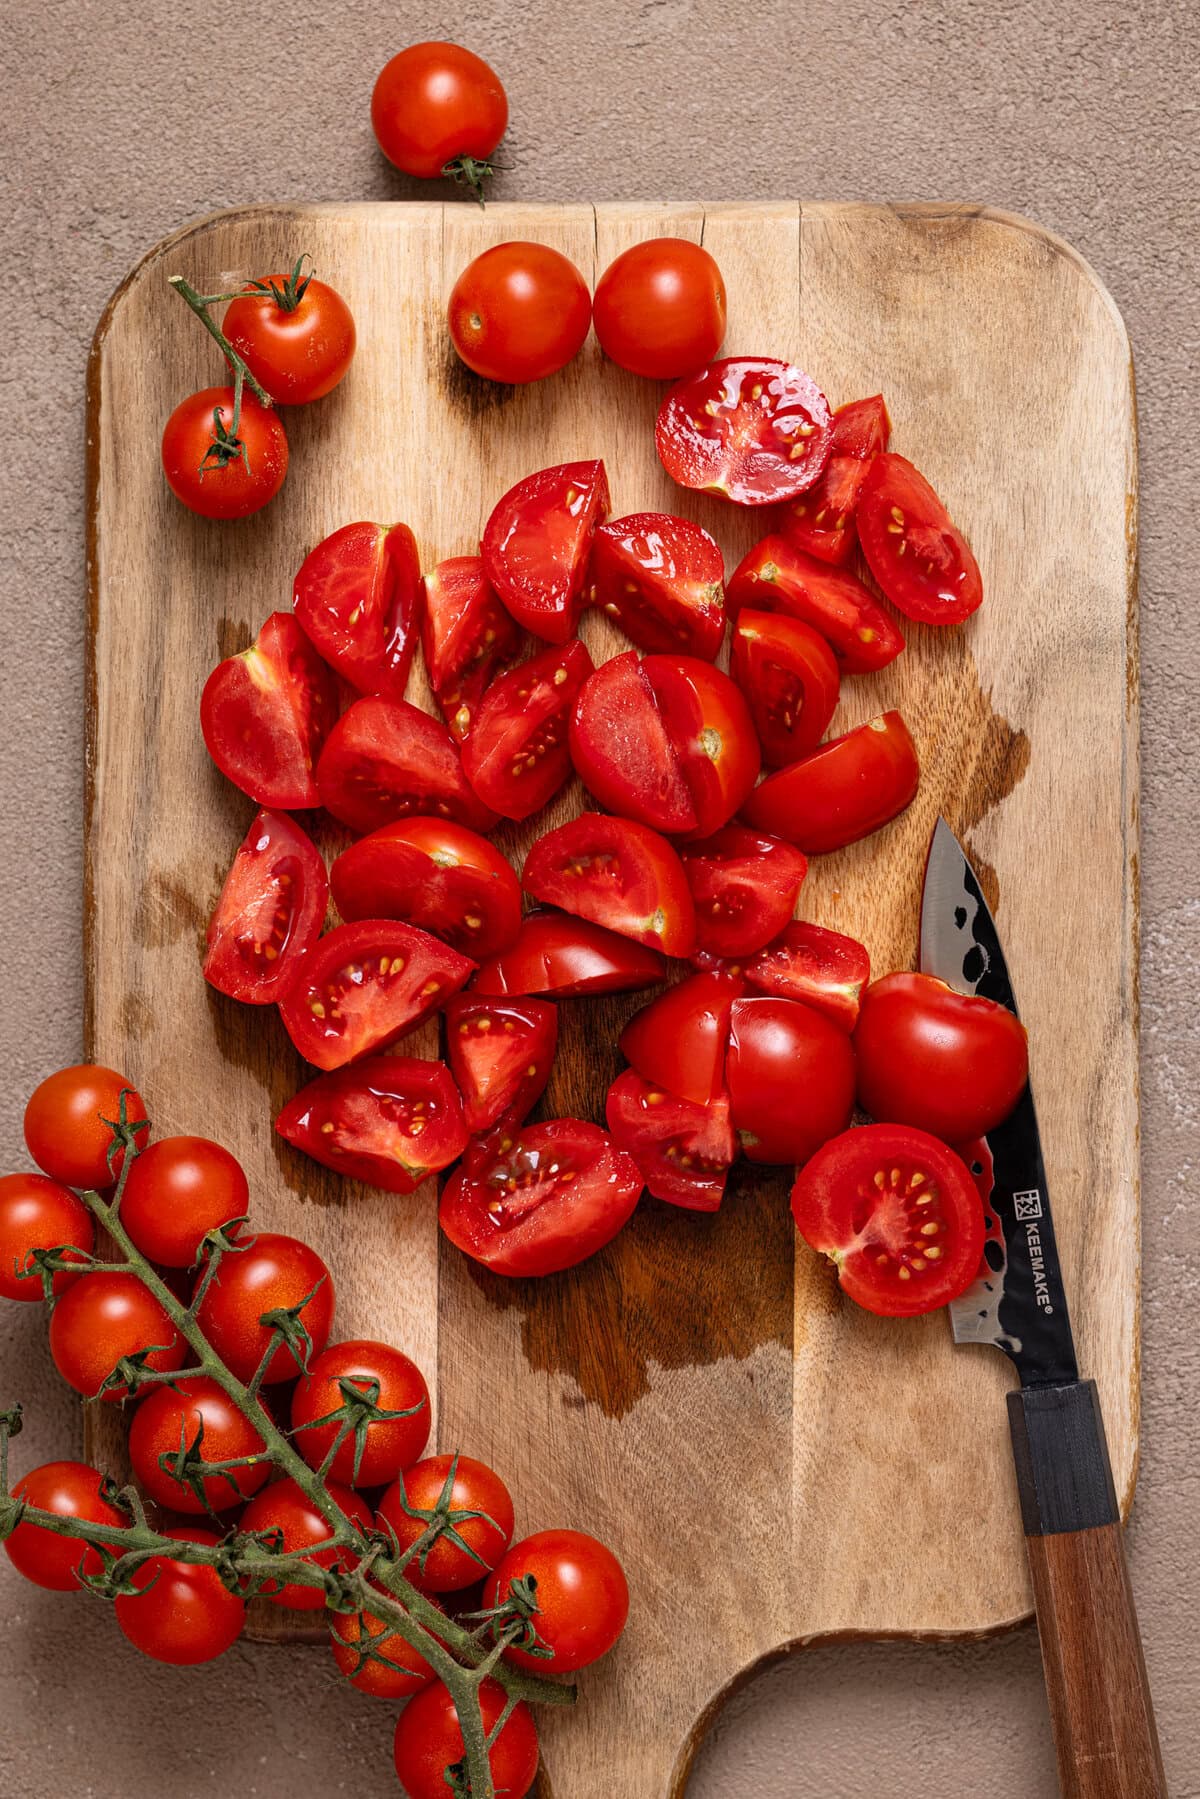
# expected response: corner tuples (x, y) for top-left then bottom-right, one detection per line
(1008, 1381), (1167, 1798)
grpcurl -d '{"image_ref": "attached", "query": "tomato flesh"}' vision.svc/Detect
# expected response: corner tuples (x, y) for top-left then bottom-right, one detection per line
(316, 696), (497, 836)
(743, 921), (870, 1030)
(727, 536), (904, 674)
(656, 357), (833, 505)
(292, 521), (421, 700)
(200, 611), (338, 809)
(679, 825), (807, 958)
(462, 640), (593, 821)
(421, 556), (523, 739)
(471, 910), (665, 997)
(741, 711), (919, 853)
(521, 814), (696, 957)
(857, 454), (983, 624)
(330, 817), (521, 959)
(443, 995), (558, 1133)
(204, 809), (328, 1004)
(731, 609), (840, 766)
(278, 919), (474, 1070)
(569, 651), (697, 832)
(779, 394), (891, 565)
(276, 1056), (467, 1191)
(725, 995), (856, 1164)
(619, 970), (739, 1106)
(588, 513), (726, 660)
(605, 1069), (734, 1211)
(482, 460), (609, 643)
(645, 654), (761, 838)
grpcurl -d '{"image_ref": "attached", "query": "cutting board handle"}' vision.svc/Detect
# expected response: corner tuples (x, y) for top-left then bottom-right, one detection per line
(1007, 1381), (1166, 1798)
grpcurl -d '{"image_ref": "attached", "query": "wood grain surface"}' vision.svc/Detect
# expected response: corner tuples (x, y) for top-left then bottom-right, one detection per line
(85, 200), (1139, 1796)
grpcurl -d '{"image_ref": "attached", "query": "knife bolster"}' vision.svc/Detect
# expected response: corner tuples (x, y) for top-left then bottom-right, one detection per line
(1007, 1380), (1120, 1536)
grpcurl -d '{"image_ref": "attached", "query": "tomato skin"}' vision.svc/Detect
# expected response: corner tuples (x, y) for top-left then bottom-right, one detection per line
(421, 555), (523, 740)
(394, 1678), (538, 1799)
(589, 512), (726, 660)
(644, 654), (761, 838)
(49, 1272), (184, 1401)
(120, 1135), (249, 1267)
(278, 919), (474, 1071)
(114, 1526), (246, 1665)
(731, 609), (840, 766)
(679, 825), (807, 958)
(128, 1376), (270, 1513)
(483, 1528), (629, 1673)
(291, 1339), (430, 1486)
(593, 238), (726, 379)
(372, 41), (507, 179)
(331, 1592), (438, 1697)
(204, 809), (328, 1006)
(192, 1233), (334, 1386)
(742, 921), (870, 1030)
(24, 1065), (146, 1190)
(463, 639), (594, 821)
(570, 650), (697, 832)
(293, 521), (422, 702)
(449, 243), (591, 384)
(656, 357), (833, 505)
(857, 453), (983, 624)
(443, 995), (558, 1133)
(482, 461), (609, 643)
(201, 611), (339, 809)
(619, 970), (739, 1106)
(741, 711), (920, 853)
(605, 1070), (734, 1211)
(331, 818), (521, 959)
(779, 394), (891, 565)
(224, 277), (356, 405)
(472, 910), (664, 998)
(726, 535), (904, 673)
(239, 1477), (373, 1610)
(316, 695), (497, 837)
(0, 1174), (94, 1301)
(853, 972), (1029, 1141)
(377, 1454), (515, 1591)
(161, 386), (287, 520)
(725, 995), (856, 1164)
(5, 1462), (127, 1590)
(276, 1057), (468, 1192)
(522, 814), (697, 957)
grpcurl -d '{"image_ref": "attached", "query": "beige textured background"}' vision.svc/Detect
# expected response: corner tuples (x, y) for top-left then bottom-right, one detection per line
(0, 2), (1195, 1794)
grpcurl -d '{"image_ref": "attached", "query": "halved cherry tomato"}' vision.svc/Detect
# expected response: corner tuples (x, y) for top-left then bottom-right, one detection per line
(276, 1057), (468, 1191)
(443, 995), (558, 1133)
(725, 995), (855, 1164)
(853, 972), (1028, 1141)
(439, 1118), (642, 1276)
(330, 818), (520, 959)
(471, 911), (665, 997)
(779, 394), (891, 565)
(292, 521), (421, 700)
(521, 815), (696, 956)
(679, 825), (807, 957)
(278, 921), (474, 1070)
(618, 970), (739, 1106)
(0, 1174), (94, 1302)
(742, 921), (870, 1030)
(482, 461), (609, 643)
(204, 809), (328, 1005)
(588, 513), (726, 660)
(316, 696), (497, 835)
(448, 243), (591, 384)
(857, 454), (983, 624)
(791, 1123), (985, 1316)
(462, 640), (593, 821)
(593, 238), (727, 380)
(645, 654), (760, 837)
(726, 536), (904, 674)
(731, 609), (840, 766)
(200, 612), (337, 808)
(224, 272), (356, 406)
(605, 1069), (734, 1211)
(421, 556), (523, 740)
(656, 357), (832, 505)
(239, 1477), (372, 1610)
(569, 651), (697, 832)
(742, 712), (919, 853)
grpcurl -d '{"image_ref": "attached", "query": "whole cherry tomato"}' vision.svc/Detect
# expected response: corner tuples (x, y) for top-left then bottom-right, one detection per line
(128, 1376), (270, 1513)
(4, 1461), (127, 1590)
(330, 1589), (439, 1697)
(449, 243), (592, 384)
(0, 1173), (94, 1301)
(291, 1339), (431, 1487)
(120, 1135), (249, 1268)
(593, 238), (727, 379)
(853, 972), (1028, 1141)
(223, 264), (356, 404)
(48, 1272), (184, 1402)
(393, 1678), (538, 1799)
(114, 1527), (245, 1665)
(372, 42), (508, 197)
(239, 1477), (373, 1611)
(24, 1064), (146, 1190)
(483, 1528), (629, 1672)
(377, 1454), (514, 1591)
(161, 386), (288, 520)
(191, 1233), (335, 1387)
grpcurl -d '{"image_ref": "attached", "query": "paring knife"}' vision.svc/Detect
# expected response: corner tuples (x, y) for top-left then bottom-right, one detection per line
(920, 819), (1166, 1799)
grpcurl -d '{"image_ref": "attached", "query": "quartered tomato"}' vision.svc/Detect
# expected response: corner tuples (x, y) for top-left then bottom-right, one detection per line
(588, 513), (726, 660)
(779, 394), (891, 565)
(679, 825), (807, 957)
(731, 609), (840, 766)
(853, 972), (1028, 1141)
(330, 818), (521, 959)
(277, 920), (474, 1070)
(726, 536), (904, 674)
(521, 814), (696, 956)
(741, 711), (919, 853)
(462, 640), (593, 821)
(618, 970), (739, 1106)
(742, 921), (870, 1030)
(605, 1070), (734, 1211)
(421, 556), (523, 740)
(725, 995), (855, 1164)
(316, 696), (497, 836)
(292, 521), (422, 700)
(204, 809), (328, 1004)
(857, 454), (983, 625)
(646, 654), (760, 837)
(239, 1477), (372, 1610)
(438, 1119), (642, 1277)
(471, 911), (665, 998)
(482, 461), (609, 643)
(443, 995), (558, 1133)
(276, 1057), (468, 1191)
(791, 1123), (985, 1316)
(655, 357), (833, 506)
(200, 611), (338, 808)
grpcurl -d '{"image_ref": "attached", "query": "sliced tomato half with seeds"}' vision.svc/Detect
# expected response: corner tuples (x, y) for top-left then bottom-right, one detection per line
(278, 920), (475, 1070)
(316, 697), (498, 836)
(200, 611), (338, 808)
(656, 357), (833, 506)
(643, 654), (760, 838)
(443, 995), (558, 1134)
(779, 394), (891, 566)
(421, 556), (524, 740)
(276, 1057), (467, 1192)
(330, 818), (521, 959)
(726, 536), (904, 674)
(204, 809), (328, 1004)
(588, 513), (726, 660)
(462, 640), (593, 821)
(482, 460), (609, 643)
(731, 609), (840, 766)
(679, 825), (807, 958)
(292, 521), (422, 700)
(605, 1069), (735, 1212)
(857, 453), (983, 625)
(521, 814), (696, 957)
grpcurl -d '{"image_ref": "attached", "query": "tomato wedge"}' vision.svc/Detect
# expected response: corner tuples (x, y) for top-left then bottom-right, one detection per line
(316, 697), (497, 836)
(200, 612), (338, 808)
(645, 655), (761, 839)
(569, 652), (697, 832)
(790, 1123), (985, 1317)
(482, 460), (609, 643)
(472, 911), (664, 998)
(276, 1057), (467, 1193)
(741, 712), (919, 853)
(443, 995), (558, 1134)
(588, 513), (726, 660)
(779, 394), (891, 566)
(679, 826), (807, 958)
(204, 809), (328, 1004)
(521, 815), (696, 957)
(278, 920), (474, 1070)
(857, 454), (983, 625)
(439, 1119), (642, 1276)
(605, 1070), (735, 1212)
(742, 922), (870, 1030)
(726, 537), (904, 674)
(725, 995), (855, 1164)
(731, 610), (840, 766)
(462, 641), (593, 821)
(330, 819), (521, 959)
(292, 521), (422, 700)
(619, 970), (739, 1106)
(421, 556), (523, 740)
(656, 357), (833, 505)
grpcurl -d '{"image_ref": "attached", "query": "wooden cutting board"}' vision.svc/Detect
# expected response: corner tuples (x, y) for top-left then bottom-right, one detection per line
(85, 201), (1139, 1796)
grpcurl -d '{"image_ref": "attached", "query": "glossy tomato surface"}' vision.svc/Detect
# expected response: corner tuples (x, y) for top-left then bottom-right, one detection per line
(726, 535), (904, 673)
(483, 1528), (629, 1673)
(619, 970), (739, 1106)
(857, 453), (983, 624)
(443, 994), (558, 1133)
(276, 1057), (468, 1191)
(593, 238), (726, 379)
(742, 921), (870, 1030)
(854, 972), (1029, 1140)
(201, 611), (337, 809)
(732, 609), (840, 766)
(569, 651), (697, 831)
(521, 814), (696, 956)
(679, 825), (807, 958)
(644, 653), (760, 837)
(49, 1272), (184, 1401)
(0, 1173), (94, 1301)
(291, 1339), (430, 1486)
(203, 809), (328, 1005)
(161, 387), (287, 520)
(292, 521), (421, 700)
(605, 1069), (734, 1211)
(192, 1233), (334, 1386)
(393, 1679), (538, 1799)
(471, 911), (664, 998)
(779, 394), (891, 565)
(278, 920), (473, 1070)
(462, 639), (593, 821)
(240, 1477), (372, 1610)
(331, 1592), (437, 1697)
(120, 1134), (249, 1266)
(482, 460), (609, 642)
(449, 242), (591, 383)
(421, 555), (523, 739)
(5, 1461), (126, 1590)
(114, 1527), (245, 1665)
(224, 275), (356, 405)
(330, 818), (521, 959)
(725, 995), (856, 1164)
(741, 711), (919, 853)
(128, 1375), (269, 1513)
(371, 41), (507, 179)
(24, 1064), (146, 1190)
(377, 1453), (514, 1591)
(656, 357), (832, 505)
(316, 696), (497, 836)
(588, 512), (726, 659)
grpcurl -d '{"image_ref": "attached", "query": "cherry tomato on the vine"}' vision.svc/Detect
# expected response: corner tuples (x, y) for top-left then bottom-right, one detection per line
(161, 386), (287, 520)
(24, 1064), (146, 1191)
(330, 1591), (438, 1697)
(483, 1528), (629, 1673)
(593, 238), (727, 379)
(0, 1173), (95, 1301)
(291, 1339), (430, 1487)
(377, 1453), (515, 1591)
(128, 1375), (270, 1513)
(191, 1232), (334, 1386)
(114, 1527), (246, 1665)
(449, 243), (592, 384)
(49, 1272), (184, 1402)
(223, 266), (356, 405)
(120, 1135), (249, 1268)
(393, 1678), (539, 1799)
(239, 1477), (373, 1611)
(5, 1462), (127, 1591)
(372, 42), (508, 197)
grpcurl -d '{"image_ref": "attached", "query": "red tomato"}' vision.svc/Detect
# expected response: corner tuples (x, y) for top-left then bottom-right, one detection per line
(201, 611), (338, 809)
(204, 809), (328, 1006)
(128, 1375), (270, 1513)
(569, 650), (697, 831)
(619, 970), (739, 1106)
(472, 911), (664, 998)
(292, 521), (421, 701)
(726, 536), (904, 673)
(49, 1272), (184, 1401)
(854, 972), (1028, 1140)
(291, 1339), (430, 1486)
(371, 42), (507, 190)
(192, 1233), (334, 1386)
(421, 556), (523, 739)
(161, 386), (287, 520)
(439, 1119), (642, 1276)
(791, 1123), (985, 1316)
(0, 1174), (94, 1301)
(741, 712), (919, 853)
(732, 609), (840, 766)
(857, 454), (983, 624)
(593, 238), (726, 379)
(393, 1678), (538, 1799)
(5, 1462), (126, 1590)
(656, 357), (832, 506)
(483, 1528), (629, 1673)
(742, 921), (870, 1030)
(278, 920), (474, 1071)
(443, 995), (558, 1134)
(679, 825), (807, 958)
(239, 1477), (372, 1610)
(331, 1590), (438, 1697)
(779, 394), (891, 565)
(482, 461), (609, 643)
(223, 271), (356, 405)
(588, 512), (726, 659)
(645, 654), (761, 837)
(24, 1065), (145, 1190)
(462, 640), (594, 821)
(276, 1057), (468, 1193)
(605, 1070), (734, 1211)
(449, 243), (592, 384)
(316, 696), (496, 836)
(725, 995), (855, 1164)
(114, 1526), (245, 1665)
(521, 814), (696, 957)
(120, 1135), (249, 1267)
(331, 818), (521, 959)
(377, 1453), (514, 1591)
